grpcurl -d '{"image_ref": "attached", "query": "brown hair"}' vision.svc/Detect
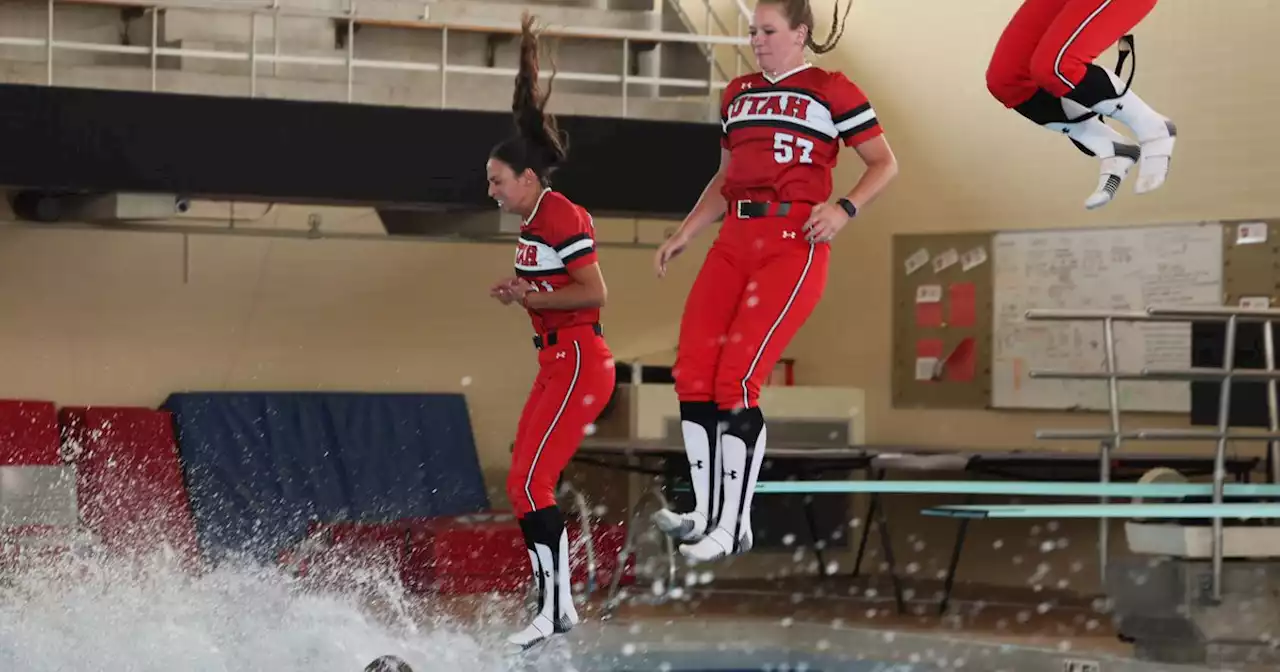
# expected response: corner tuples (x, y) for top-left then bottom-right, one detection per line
(759, 0), (852, 55)
(489, 13), (568, 185)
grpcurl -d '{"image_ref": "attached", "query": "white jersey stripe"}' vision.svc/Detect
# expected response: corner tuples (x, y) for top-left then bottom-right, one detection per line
(558, 237), (594, 259)
(835, 108), (876, 134)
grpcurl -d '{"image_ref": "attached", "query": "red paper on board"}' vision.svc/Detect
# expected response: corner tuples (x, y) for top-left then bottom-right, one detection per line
(940, 337), (977, 382)
(915, 301), (943, 328)
(948, 282), (976, 328)
(916, 339), (943, 359)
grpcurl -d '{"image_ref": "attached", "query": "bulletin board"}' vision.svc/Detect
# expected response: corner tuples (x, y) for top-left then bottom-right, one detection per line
(990, 222), (1224, 413)
(1222, 219), (1280, 306)
(891, 232), (995, 409)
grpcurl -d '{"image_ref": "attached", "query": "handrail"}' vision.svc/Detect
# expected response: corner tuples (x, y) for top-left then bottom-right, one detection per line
(1023, 303), (1280, 603)
(1, 0), (748, 118)
(59, 0), (752, 46)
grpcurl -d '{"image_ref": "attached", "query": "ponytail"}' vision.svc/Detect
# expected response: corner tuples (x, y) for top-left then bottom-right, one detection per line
(761, 0), (853, 55)
(489, 13), (569, 185)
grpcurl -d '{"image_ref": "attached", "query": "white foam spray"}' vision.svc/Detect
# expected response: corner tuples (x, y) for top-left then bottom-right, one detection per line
(0, 544), (577, 672)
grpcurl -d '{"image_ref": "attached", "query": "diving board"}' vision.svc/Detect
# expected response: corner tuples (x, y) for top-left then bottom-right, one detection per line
(755, 480), (1280, 497)
(923, 503), (1280, 519)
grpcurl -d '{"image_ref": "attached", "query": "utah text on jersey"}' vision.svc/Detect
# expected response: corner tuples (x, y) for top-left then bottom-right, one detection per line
(514, 231), (595, 288)
(723, 89), (877, 146)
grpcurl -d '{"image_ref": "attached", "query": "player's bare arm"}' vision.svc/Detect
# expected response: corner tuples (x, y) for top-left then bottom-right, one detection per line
(844, 134), (898, 211)
(654, 148), (732, 277)
(515, 262), (607, 310)
(803, 135), (898, 243)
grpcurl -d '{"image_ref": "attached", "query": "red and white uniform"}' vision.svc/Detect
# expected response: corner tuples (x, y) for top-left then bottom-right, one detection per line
(720, 64), (883, 204)
(987, 0), (1158, 107)
(674, 64), (882, 410)
(508, 188), (614, 517)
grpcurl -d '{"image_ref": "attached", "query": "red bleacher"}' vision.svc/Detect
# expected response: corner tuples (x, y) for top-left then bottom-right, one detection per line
(0, 400), (60, 464)
(0, 397), (631, 599)
(282, 512), (634, 596)
(60, 405), (202, 569)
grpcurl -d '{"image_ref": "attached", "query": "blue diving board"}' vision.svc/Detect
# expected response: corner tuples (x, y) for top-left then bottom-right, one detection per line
(754, 480), (1280, 497)
(922, 503), (1280, 519)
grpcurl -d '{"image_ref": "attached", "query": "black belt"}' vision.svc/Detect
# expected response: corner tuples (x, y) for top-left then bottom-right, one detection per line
(735, 200), (793, 219)
(533, 323), (603, 349)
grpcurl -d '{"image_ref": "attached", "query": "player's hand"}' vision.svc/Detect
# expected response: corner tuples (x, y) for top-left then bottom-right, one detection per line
(490, 276), (525, 305)
(802, 203), (850, 243)
(654, 230), (690, 278)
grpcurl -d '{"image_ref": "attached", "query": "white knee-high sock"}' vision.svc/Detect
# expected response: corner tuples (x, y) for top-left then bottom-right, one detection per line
(715, 432), (747, 540)
(555, 526), (578, 628)
(739, 421), (767, 543)
(1064, 64), (1176, 195)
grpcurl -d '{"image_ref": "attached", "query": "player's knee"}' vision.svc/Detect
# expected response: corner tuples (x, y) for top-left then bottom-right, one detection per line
(506, 470), (530, 514)
(673, 364), (715, 403)
(714, 375), (755, 412)
(1028, 46), (1077, 98)
(985, 56), (1029, 107)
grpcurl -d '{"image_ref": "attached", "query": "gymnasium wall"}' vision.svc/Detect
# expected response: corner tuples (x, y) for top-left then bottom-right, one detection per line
(0, 203), (711, 508)
(3, 0), (1278, 596)
(801, 0), (1280, 451)
(772, 0), (1280, 593)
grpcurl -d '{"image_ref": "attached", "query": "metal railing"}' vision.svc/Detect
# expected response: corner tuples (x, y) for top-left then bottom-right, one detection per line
(670, 0), (751, 84)
(1025, 305), (1280, 602)
(0, 0), (751, 120)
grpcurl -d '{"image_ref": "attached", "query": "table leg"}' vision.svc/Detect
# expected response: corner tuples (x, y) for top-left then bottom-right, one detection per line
(939, 493), (975, 614)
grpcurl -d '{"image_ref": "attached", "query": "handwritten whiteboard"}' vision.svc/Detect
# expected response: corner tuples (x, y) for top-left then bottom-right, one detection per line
(991, 222), (1223, 412)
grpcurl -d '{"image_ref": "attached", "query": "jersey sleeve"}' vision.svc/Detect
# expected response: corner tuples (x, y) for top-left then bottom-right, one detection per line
(828, 72), (883, 147)
(719, 82), (736, 149)
(545, 200), (598, 272)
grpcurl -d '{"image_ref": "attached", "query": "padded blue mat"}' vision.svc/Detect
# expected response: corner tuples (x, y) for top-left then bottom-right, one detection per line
(162, 391), (489, 564)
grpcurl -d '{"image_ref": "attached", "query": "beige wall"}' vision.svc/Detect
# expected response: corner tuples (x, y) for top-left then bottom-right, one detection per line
(798, 0), (1280, 448)
(767, 0), (1280, 593)
(0, 204), (709, 508)
(2, 0), (1278, 596)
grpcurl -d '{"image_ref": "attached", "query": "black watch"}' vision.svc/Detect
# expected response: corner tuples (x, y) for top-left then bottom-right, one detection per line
(836, 198), (858, 218)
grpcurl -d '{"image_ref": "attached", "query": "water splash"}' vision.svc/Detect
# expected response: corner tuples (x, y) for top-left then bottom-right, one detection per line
(0, 545), (572, 672)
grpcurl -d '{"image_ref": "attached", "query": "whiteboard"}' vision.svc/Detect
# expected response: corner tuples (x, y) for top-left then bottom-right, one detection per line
(991, 222), (1224, 412)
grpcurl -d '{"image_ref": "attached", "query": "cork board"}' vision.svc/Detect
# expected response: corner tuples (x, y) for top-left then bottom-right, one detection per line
(891, 232), (995, 409)
(1222, 219), (1280, 307)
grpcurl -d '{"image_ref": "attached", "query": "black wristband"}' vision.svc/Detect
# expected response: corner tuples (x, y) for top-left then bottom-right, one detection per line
(836, 198), (858, 218)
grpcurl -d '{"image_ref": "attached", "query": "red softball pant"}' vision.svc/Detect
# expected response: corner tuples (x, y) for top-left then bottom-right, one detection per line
(986, 0), (1157, 106)
(673, 203), (829, 411)
(507, 325), (614, 517)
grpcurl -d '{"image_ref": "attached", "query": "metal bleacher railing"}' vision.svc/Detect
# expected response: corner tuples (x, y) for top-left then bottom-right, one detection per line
(0, 0), (753, 121)
(757, 304), (1280, 604)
